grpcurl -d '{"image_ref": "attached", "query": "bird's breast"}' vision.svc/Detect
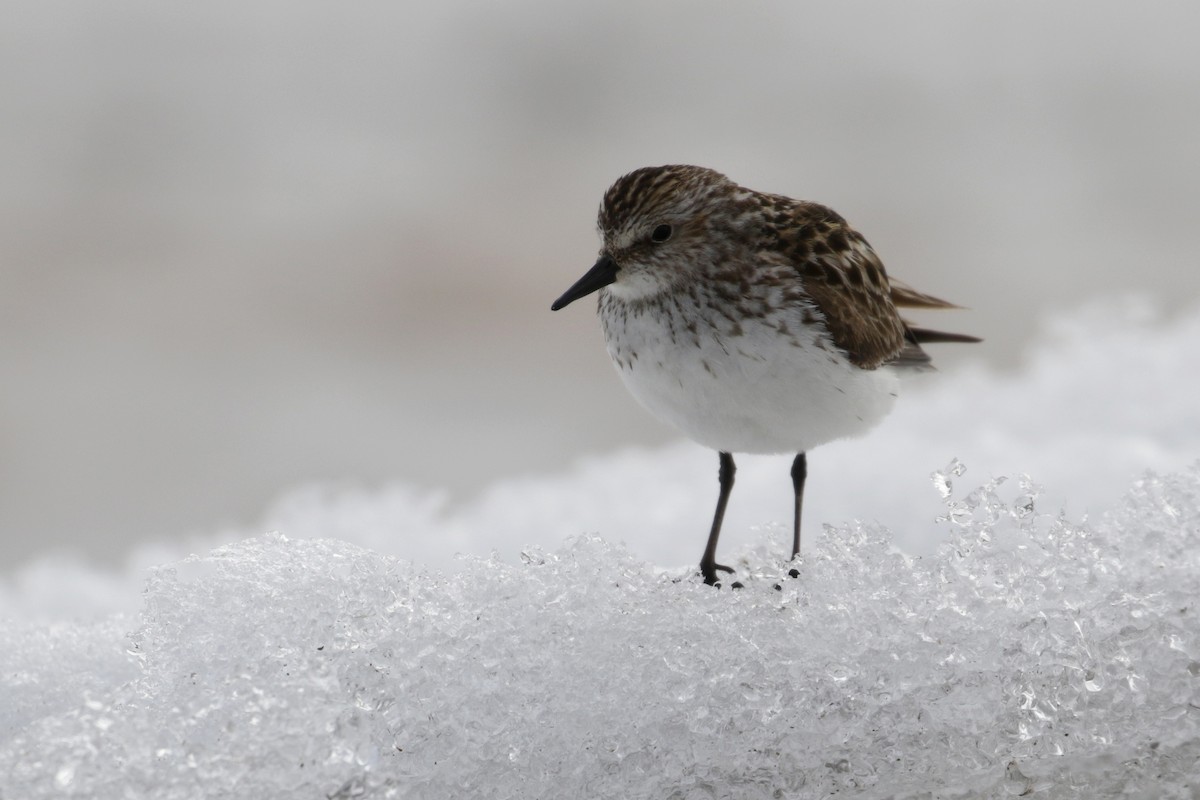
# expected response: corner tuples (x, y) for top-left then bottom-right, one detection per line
(597, 288), (900, 454)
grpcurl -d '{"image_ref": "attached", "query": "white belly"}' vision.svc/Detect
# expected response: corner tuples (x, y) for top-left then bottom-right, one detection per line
(600, 295), (900, 454)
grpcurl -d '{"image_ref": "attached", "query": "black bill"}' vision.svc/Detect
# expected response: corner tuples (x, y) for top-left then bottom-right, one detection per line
(550, 254), (618, 311)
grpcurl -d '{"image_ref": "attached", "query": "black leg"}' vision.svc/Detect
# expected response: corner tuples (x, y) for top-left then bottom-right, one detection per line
(790, 452), (807, 560)
(700, 451), (737, 585)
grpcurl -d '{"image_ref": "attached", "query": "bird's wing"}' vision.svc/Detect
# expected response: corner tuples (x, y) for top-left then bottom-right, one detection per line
(768, 199), (908, 369)
(765, 197), (981, 369)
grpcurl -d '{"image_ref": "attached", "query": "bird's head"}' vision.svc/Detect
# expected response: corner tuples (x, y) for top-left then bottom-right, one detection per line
(551, 165), (752, 310)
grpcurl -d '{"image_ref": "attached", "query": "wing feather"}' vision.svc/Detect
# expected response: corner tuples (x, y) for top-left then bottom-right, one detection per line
(762, 196), (979, 369)
(767, 199), (905, 368)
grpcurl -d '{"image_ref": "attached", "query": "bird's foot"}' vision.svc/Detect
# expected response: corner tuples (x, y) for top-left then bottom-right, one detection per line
(700, 561), (738, 588)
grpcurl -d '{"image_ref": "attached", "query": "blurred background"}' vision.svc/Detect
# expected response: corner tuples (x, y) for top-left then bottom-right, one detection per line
(3, 0), (1199, 571)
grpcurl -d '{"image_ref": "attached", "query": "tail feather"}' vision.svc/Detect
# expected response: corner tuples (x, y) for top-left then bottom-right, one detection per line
(885, 280), (981, 369)
(907, 326), (983, 345)
(891, 339), (936, 370)
(890, 280), (965, 310)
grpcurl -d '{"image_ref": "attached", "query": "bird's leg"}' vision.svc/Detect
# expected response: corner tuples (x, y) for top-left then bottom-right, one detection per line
(700, 451), (737, 585)
(790, 452), (807, 561)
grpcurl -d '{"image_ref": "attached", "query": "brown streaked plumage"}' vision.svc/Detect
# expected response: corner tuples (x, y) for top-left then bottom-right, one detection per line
(760, 196), (907, 369)
(553, 165), (979, 585)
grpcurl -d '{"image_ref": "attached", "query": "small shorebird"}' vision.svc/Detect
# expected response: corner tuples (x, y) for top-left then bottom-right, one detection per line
(552, 165), (979, 585)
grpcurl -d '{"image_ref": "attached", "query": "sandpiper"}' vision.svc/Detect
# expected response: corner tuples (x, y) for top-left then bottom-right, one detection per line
(552, 165), (978, 585)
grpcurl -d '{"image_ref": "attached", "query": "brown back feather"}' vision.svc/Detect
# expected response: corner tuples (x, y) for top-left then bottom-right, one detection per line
(765, 196), (979, 368)
(767, 198), (906, 369)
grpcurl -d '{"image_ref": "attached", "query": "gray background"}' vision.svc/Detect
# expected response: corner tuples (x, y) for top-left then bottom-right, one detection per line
(3, 1), (1199, 569)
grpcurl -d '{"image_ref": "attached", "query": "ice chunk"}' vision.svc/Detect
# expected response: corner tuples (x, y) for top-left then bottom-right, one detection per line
(931, 456), (968, 500)
(3, 466), (1200, 797)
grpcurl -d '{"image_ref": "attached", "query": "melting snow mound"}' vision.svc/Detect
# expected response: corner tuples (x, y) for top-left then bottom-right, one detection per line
(3, 465), (1200, 798)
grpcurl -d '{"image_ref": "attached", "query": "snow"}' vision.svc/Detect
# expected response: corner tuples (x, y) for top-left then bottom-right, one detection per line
(4, 469), (1200, 797)
(2, 300), (1200, 796)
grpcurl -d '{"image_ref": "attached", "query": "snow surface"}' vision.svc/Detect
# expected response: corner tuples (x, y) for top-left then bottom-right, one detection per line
(3, 466), (1200, 797)
(2, 300), (1200, 796)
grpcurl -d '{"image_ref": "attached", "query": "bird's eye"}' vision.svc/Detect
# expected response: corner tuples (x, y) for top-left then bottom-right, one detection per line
(650, 224), (673, 243)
